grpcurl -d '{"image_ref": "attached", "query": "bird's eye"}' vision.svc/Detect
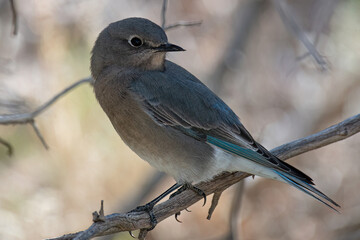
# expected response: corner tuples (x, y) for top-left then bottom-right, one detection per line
(129, 36), (143, 47)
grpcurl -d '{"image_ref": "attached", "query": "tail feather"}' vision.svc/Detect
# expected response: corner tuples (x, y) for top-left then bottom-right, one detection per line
(274, 170), (340, 212)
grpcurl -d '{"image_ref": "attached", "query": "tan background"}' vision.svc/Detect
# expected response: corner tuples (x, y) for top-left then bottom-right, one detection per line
(0, 0), (359, 239)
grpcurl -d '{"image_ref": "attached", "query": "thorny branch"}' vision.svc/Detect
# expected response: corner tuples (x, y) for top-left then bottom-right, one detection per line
(49, 113), (360, 240)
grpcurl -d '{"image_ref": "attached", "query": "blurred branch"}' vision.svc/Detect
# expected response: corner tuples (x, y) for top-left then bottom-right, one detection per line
(273, 0), (328, 70)
(208, 0), (266, 93)
(9, 0), (17, 35)
(164, 20), (202, 31)
(30, 120), (49, 149)
(0, 77), (93, 150)
(160, 0), (201, 31)
(49, 113), (360, 240)
(296, 0), (339, 66)
(0, 137), (13, 156)
(160, 0), (168, 29)
(225, 181), (245, 240)
(0, 77), (93, 125)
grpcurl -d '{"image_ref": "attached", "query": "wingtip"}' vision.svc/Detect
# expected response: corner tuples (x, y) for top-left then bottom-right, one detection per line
(274, 170), (340, 212)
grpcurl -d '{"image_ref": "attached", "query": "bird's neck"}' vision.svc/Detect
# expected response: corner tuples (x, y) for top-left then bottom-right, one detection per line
(139, 53), (166, 71)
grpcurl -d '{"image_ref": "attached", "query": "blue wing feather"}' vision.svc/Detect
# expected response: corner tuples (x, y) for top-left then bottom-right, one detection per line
(130, 60), (340, 210)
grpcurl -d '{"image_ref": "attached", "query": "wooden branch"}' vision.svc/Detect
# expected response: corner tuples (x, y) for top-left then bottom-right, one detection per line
(0, 137), (13, 156)
(9, 0), (18, 35)
(0, 77), (93, 152)
(0, 77), (93, 125)
(160, 0), (168, 29)
(164, 20), (202, 31)
(273, 0), (328, 70)
(271, 113), (360, 160)
(49, 113), (360, 240)
(208, 0), (266, 93)
(160, 0), (202, 31)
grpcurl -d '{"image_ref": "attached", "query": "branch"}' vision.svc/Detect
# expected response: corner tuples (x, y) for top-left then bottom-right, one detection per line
(160, 0), (202, 31)
(0, 137), (13, 156)
(160, 0), (168, 29)
(0, 77), (93, 151)
(164, 20), (202, 31)
(0, 77), (93, 125)
(208, 0), (266, 93)
(9, 0), (18, 35)
(270, 113), (360, 160)
(273, 0), (328, 71)
(49, 113), (360, 240)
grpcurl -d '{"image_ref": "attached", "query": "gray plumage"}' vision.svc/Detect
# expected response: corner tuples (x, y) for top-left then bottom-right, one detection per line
(91, 17), (339, 210)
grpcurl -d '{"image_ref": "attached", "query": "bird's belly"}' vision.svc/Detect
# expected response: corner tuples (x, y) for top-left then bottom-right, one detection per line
(108, 100), (216, 183)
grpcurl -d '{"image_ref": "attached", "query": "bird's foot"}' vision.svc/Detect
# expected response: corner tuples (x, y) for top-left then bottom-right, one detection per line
(169, 183), (207, 222)
(129, 202), (157, 231)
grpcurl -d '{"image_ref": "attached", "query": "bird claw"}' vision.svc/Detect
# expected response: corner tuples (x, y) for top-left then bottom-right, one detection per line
(129, 203), (157, 231)
(175, 211), (182, 223)
(174, 208), (191, 223)
(169, 183), (206, 224)
(128, 231), (136, 238)
(170, 183), (207, 206)
(186, 184), (207, 206)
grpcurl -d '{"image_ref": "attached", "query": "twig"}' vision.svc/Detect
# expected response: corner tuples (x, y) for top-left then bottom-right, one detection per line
(0, 137), (13, 156)
(160, 0), (201, 31)
(49, 113), (360, 240)
(208, 0), (266, 93)
(295, 0), (339, 64)
(0, 77), (93, 124)
(160, 0), (168, 29)
(164, 20), (203, 31)
(0, 77), (93, 150)
(226, 181), (245, 240)
(9, 0), (18, 35)
(30, 120), (49, 149)
(272, 0), (328, 71)
(92, 200), (105, 223)
(207, 191), (222, 220)
(138, 229), (148, 240)
(271, 114), (360, 160)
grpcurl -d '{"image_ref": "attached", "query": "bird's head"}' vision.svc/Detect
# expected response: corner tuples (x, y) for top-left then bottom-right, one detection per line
(91, 17), (184, 79)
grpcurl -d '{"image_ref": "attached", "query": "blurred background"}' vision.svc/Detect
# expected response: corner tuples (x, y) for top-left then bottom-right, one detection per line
(0, 0), (359, 239)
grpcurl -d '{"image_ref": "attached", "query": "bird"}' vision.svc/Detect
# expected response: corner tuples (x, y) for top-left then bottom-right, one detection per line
(91, 17), (339, 228)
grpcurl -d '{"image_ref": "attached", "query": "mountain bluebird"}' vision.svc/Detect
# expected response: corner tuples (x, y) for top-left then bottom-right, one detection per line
(91, 17), (339, 228)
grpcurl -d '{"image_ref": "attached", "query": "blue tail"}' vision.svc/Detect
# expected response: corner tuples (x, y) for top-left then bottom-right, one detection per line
(274, 170), (340, 212)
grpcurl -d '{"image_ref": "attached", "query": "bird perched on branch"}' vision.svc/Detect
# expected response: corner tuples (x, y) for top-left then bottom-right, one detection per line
(91, 17), (339, 229)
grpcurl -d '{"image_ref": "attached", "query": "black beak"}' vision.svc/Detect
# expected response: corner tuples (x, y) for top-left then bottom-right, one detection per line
(154, 43), (185, 52)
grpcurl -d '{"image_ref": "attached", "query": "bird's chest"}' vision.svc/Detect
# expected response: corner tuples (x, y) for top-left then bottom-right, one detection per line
(95, 82), (181, 171)
(94, 77), (216, 183)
